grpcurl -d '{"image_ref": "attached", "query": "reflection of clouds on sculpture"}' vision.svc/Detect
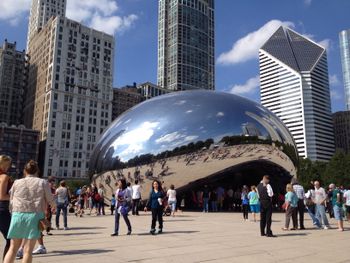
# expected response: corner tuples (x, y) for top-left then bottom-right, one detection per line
(156, 131), (199, 149)
(216, 112), (225, 117)
(110, 121), (159, 161)
(174, 100), (186, 105)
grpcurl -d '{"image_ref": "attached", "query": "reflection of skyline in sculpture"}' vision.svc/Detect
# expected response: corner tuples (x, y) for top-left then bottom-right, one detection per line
(241, 122), (262, 137)
(89, 91), (298, 199)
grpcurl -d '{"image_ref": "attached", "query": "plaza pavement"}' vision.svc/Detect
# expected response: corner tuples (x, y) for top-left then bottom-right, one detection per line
(1, 211), (350, 263)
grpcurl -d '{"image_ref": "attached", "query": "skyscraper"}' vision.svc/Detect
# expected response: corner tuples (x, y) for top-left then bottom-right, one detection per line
(25, 15), (114, 178)
(27, 0), (66, 49)
(157, 0), (215, 91)
(0, 40), (27, 126)
(259, 26), (334, 161)
(339, 29), (350, 110)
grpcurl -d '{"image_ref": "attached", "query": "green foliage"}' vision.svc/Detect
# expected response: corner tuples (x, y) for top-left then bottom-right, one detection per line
(298, 151), (350, 188)
(64, 179), (90, 192)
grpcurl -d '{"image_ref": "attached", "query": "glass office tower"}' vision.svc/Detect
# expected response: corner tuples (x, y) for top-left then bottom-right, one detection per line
(340, 29), (350, 110)
(157, 0), (215, 91)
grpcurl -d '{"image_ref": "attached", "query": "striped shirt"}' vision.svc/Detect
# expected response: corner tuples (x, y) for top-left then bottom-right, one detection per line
(293, 184), (305, 200)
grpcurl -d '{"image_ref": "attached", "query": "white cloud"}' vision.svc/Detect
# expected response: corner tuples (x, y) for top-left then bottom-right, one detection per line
(230, 75), (260, 95)
(304, 0), (312, 6)
(66, 0), (118, 20)
(0, 0), (137, 35)
(217, 20), (295, 65)
(89, 14), (138, 35)
(67, 0), (138, 35)
(331, 90), (342, 100)
(318, 39), (331, 51)
(0, 0), (31, 24)
(329, 74), (340, 86)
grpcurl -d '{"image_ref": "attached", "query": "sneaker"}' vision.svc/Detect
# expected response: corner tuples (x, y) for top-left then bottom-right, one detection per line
(16, 248), (23, 259)
(32, 246), (47, 255)
(64, 227), (69, 230)
(323, 226), (329, 230)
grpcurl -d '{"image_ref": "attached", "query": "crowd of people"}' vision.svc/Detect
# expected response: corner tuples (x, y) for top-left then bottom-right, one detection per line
(196, 176), (350, 237)
(1, 153), (350, 262)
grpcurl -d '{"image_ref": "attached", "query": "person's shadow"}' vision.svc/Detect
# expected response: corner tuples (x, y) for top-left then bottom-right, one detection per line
(35, 249), (115, 258)
(137, 230), (199, 236)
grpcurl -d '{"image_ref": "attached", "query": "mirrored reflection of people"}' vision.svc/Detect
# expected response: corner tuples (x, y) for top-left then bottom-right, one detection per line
(144, 180), (165, 235)
(0, 155), (12, 260)
(4, 160), (55, 263)
(257, 175), (275, 237)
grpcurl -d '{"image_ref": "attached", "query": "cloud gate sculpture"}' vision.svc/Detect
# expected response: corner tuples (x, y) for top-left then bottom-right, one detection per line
(89, 91), (298, 200)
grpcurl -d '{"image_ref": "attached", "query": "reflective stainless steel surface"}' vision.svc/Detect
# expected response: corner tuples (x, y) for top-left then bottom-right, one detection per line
(89, 91), (298, 197)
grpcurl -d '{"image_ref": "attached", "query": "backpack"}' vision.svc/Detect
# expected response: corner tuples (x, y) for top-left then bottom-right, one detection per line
(94, 193), (101, 202)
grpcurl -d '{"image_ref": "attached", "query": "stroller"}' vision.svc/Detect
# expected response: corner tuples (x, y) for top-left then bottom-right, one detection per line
(162, 197), (172, 216)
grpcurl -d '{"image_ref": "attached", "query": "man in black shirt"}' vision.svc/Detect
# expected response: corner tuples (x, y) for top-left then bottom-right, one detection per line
(257, 175), (275, 237)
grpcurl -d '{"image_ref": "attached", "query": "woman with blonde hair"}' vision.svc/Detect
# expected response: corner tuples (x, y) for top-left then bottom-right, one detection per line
(0, 155), (12, 259)
(248, 185), (260, 222)
(282, 183), (298, 231)
(4, 160), (55, 263)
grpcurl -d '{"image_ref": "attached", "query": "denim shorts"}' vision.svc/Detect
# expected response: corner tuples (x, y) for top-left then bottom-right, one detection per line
(333, 205), (344, 221)
(250, 204), (260, 213)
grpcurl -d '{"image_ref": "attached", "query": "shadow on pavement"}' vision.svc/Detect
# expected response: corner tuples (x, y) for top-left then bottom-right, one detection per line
(36, 249), (115, 258)
(66, 226), (107, 230)
(163, 219), (195, 222)
(51, 232), (101, 236)
(275, 233), (309, 237)
(137, 230), (199, 236)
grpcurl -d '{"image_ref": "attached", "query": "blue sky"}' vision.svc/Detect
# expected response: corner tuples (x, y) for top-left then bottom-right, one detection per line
(0, 0), (349, 112)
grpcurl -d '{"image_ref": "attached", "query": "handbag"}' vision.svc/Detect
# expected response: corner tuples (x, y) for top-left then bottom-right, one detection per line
(38, 218), (50, 232)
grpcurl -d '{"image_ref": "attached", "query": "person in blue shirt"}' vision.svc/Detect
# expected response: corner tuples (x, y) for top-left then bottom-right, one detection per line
(110, 194), (116, 215)
(282, 184), (298, 231)
(144, 180), (165, 235)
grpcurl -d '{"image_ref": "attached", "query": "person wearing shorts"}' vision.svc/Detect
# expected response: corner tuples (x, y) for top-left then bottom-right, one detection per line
(248, 185), (260, 222)
(331, 184), (344, 231)
(4, 160), (55, 263)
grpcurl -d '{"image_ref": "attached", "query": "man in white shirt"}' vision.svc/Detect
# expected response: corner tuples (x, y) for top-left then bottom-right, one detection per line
(98, 184), (105, 216)
(131, 180), (141, 215)
(343, 188), (350, 222)
(313, 181), (330, 229)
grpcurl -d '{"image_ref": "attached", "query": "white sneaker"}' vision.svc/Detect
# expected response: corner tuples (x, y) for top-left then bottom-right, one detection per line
(32, 246), (47, 255)
(16, 248), (23, 259)
(323, 226), (329, 230)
